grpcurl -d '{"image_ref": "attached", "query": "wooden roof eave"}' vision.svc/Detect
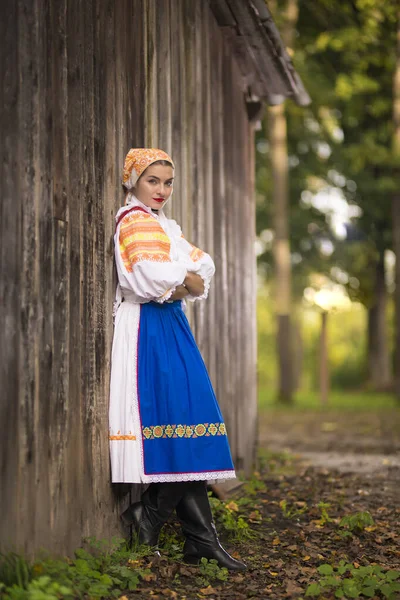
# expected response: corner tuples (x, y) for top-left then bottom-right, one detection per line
(209, 0), (311, 107)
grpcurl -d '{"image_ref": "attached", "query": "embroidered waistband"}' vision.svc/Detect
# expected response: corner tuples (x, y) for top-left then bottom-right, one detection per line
(142, 422), (226, 440)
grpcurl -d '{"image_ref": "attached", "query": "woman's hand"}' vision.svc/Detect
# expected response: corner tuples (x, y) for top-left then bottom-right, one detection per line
(184, 272), (205, 297)
(170, 285), (190, 301)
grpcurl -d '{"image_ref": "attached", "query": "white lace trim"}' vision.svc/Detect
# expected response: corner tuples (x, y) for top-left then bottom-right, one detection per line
(154, 286), (176, 303)
(186, 274), (211, 302)
(139, 470), (236, 484)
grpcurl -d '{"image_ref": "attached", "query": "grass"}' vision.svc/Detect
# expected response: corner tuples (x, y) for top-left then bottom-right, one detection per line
(258, 388), (399, 412)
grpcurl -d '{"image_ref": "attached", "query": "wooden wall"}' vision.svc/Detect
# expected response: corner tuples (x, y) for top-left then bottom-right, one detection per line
(0, 0), (257, 555)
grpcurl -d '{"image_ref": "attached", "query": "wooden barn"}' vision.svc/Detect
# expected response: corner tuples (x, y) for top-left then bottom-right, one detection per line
(0, 0), (308, 555)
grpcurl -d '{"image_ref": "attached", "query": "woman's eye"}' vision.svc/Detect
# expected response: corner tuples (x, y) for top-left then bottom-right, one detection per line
(166, 182), (173, 187)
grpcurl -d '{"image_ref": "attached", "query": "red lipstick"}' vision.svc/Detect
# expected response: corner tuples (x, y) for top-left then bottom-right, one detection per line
(153, 198), (165, 203)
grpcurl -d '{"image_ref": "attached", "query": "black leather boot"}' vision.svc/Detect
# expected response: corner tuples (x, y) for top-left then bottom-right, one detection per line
(121, 482), (186, 547)
(175, 481), (247, 571)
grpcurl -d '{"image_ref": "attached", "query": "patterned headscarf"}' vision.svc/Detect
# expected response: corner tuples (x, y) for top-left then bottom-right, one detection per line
(122, 148), (175, 190)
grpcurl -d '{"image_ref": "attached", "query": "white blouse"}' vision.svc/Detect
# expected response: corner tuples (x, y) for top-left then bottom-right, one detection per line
(114, 196), (215, 308)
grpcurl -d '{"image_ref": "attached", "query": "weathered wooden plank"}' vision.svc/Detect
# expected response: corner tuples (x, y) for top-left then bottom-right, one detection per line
(202, 6), (217, 386)
(47, 0), (70, 551)
(33, 0), (53, 552)
(169, 0), (184, 228)
(65, 0), (85, 551)
(17, 0), (42, 553)
(192, 0), (207, 352)
(144, 0), (158, 146)
(0, 0), (21, 552)
(100, 0), (122, 534)
(210, 20), (233, 445)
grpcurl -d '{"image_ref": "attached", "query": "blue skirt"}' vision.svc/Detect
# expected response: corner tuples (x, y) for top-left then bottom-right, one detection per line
(137, 301), (235, 480)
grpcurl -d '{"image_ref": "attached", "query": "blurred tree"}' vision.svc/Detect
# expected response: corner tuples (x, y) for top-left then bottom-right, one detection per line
(266, 0), (301, 403)
(257, 0), (398, 392)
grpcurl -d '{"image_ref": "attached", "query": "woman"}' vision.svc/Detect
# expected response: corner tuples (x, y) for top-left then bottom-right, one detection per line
(109, 148), (246, 572)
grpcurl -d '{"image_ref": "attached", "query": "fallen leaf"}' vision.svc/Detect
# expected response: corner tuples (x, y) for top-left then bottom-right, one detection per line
(249, 510), (262, 522)
(272, 537), (281, 545)
(231, 574), (245, 582)
(178, 565), (196, 576)
(285, 579), (303, 595)
(199, 586), (218, 596)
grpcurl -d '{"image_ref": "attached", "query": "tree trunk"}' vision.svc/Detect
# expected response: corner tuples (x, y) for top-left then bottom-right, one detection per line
(393, 13), (400, 400)
(291, 318), (303, 393)
(268, 103), (293, 403)
(367, 253), (391, 390)
(267, 0), (298, 404)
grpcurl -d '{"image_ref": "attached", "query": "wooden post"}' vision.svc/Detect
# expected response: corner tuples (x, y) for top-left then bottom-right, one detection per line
(319, 311), (329, 407)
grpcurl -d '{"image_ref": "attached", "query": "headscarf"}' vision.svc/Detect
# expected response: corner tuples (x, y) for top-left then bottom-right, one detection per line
(122, 148), (175, 190)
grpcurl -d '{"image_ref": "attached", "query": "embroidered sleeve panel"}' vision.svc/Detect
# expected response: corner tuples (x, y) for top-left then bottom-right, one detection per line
(119, 212), (172, 272)
(189, 246), (205, 262)
(180, 234), (205, 262)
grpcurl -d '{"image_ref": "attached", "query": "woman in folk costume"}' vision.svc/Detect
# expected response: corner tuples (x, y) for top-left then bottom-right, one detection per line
(109, 148), (246, 571)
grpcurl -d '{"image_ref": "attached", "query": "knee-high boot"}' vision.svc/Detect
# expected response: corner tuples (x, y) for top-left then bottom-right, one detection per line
(175, 481), (247, 571)
(121, 482), (187, 547)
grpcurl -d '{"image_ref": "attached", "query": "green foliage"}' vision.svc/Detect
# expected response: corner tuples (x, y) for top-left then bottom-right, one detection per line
(242, 473), (267, 496)
(0, 538), (150, 600)
(339, 511), (375, 534)
(4, 576), (73, 600)
(158, 526), (184, 560)
(306, 561), (400, 599)
(279, 499), (308, 519)
(208, 494), (256, 542)
(194, 558), (229, 588)
(0, 553), (32, 589)
(316, 501), (332, 526)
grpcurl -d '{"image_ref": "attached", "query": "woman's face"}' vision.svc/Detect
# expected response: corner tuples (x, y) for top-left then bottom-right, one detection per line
(133, 164), (174, 210)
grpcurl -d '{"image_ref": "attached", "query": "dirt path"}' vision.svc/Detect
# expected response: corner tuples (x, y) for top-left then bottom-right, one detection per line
(258, 408), (400, 476)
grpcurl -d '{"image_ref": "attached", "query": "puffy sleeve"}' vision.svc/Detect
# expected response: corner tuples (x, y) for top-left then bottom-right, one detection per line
(117, 211), (187, 303)
(176, 232), (216, 302)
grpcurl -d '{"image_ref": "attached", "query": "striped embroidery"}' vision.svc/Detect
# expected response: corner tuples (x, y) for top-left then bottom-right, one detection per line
(180, 234), (205, 262)
(190, 246), (205, 262)
(142, 422), (226, 440)
(109, 430), (136, 441)
(119, 212), (171, 271)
